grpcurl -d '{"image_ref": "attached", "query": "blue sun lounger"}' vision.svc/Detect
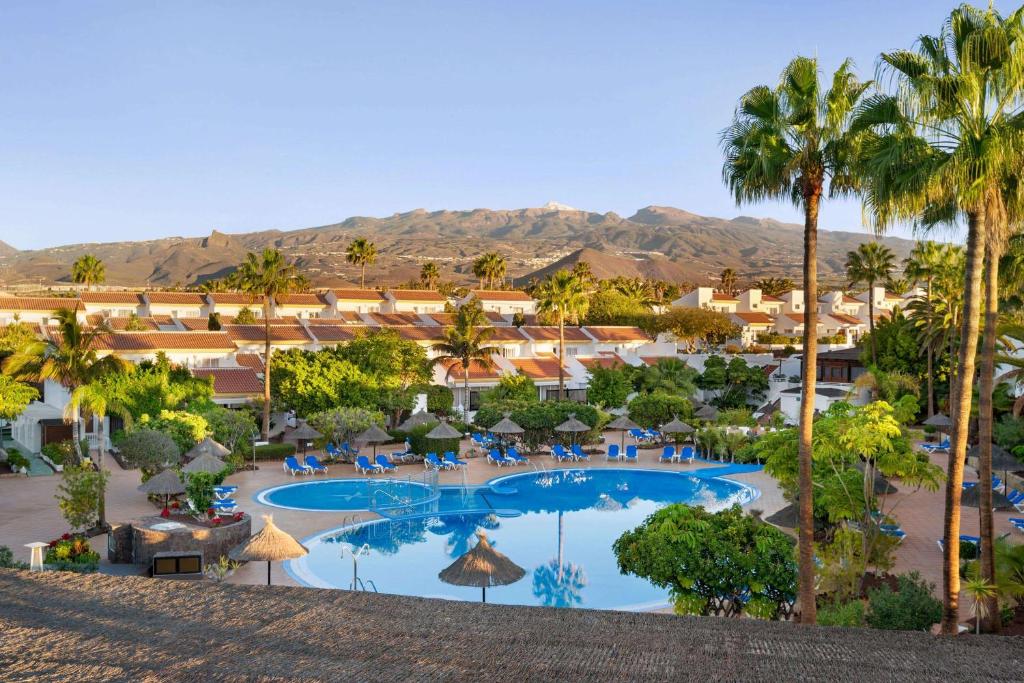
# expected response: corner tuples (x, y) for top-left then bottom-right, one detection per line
(424, 452), (450, 471)
(284, 456), (311, 476)
(375, 455), (397, 472)
(571, 444), (590, 461)
(487, 448), (511, 466)
(305, 455), (328, 474)
(606, 444), (621, 461)
(505, 447), (529, 465)
(355, 455), (382, 474)
(444, 451), (468, 469)
(659, 446), (675, 463)
(679, 445), (695, 462)
(936, 534), (981, 552)
(551, 444), (573, 462)
(624, 445), (638, 463)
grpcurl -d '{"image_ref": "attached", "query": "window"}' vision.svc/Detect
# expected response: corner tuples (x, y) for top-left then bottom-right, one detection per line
(469, 390), (482, 411)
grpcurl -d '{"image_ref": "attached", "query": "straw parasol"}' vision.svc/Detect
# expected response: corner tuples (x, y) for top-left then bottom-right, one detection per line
(967, 443), (1021, 490)
(960, 484), (1017, 512)
(426, 421), (462, 440)
(660, 416), (694, 456)
(137, 469), (186, 515)
(606, 413), (640, 452)
(397, 410), (438, 432)
(695, 404), (719, 421)
(288, 421), (323, 456)
(356, 424), (392, 458)
(230, 515), (308, 585)
(489, 414), (524, 435)
(184, 436), (231, 461)
(438, 531), (525, 602)
(923, 413), (952, 442)
(182, 452), (227, 475)
(554, 413), (590, 447)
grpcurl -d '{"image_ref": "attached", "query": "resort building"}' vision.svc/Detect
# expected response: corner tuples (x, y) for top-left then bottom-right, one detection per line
(0, 296), (79, 326)
(459, 289), (537, 317)
(78, 291), (145, 319)
(730, 312), (776, 346)
(385, 289), (447, 314)
(326, 288), (388, 314)
(144, 292), (208, 320)
(206, 292), (265, 319)
(671, 287), (739, 313)
(191, 366), (264, 406)
(854, 286), (905, 317)
(272, 293), (331, 319)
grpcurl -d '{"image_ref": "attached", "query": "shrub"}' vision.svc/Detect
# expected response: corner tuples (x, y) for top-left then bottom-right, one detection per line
(252, 442), (296, 460)
(425, 385), (454, 416)
(308, 407), (385, 448)
(137, 409), (209, 454)
(586, 365), (633, 409)
(818, 600), (866, 627)
(118, 429), (181, 476)
(5, 448), (30, 472)
(396, 422), (458, 457)
(186, 471), (217, 515)
(627, 392), (692, 430)
(55, 464), (109, 532)
(0, 545), (29, 569)
(866, 572), (942, 631)
(474, 401), (604, 451)
(480, 374), (538, 405)
(201, 405), (257, 454)
(43, 534), (100, 573)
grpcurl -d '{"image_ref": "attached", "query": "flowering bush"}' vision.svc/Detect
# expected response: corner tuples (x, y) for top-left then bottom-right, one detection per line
(44, 534), (100, 573)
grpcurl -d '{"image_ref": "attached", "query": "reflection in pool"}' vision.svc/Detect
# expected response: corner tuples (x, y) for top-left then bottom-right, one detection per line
(285, 468), (757, 610)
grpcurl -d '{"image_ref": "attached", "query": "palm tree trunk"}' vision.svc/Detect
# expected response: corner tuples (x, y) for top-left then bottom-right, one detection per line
(261, 298), (272, 440)
(797, 190), (820, 625)
(464, 372), (470, 421)
(940, 209), (986, 635)
(557, 312), (565, 400)
(868, 282), (877, 366)
(977, 240), (999, 633)
(360, 264), (366, 288)
(96, 412), (107, 530)
(926, 277), (935, 417)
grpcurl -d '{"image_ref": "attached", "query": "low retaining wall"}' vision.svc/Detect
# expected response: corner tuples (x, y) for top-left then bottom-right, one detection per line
(123, 515), (252, 568)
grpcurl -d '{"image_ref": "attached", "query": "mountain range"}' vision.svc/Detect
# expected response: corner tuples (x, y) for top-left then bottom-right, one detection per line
(0, 205), (917, 289)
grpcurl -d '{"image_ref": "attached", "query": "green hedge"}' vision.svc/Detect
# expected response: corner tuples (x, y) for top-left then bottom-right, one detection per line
(252, 443), (297, 461)
(392, 423), (459, 457)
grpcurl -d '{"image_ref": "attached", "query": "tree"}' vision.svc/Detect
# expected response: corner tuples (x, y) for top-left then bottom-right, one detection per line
(627, 392), (693, 430)
(55, 463), (109, 532)
(137, 409), (209, 454)
(480, 373), (538, 405)
(472, 252), (506, 289)
(118, 428), (181, 478)
(583, 288), (656, 327)
(614, 504), (796, 619)
(535, 270), (589, 398)
(419, 262), (441, 289)
(586, 364), (632, 409)
(207, 312), (222, 331)
(723, 55), (870, 624)
(853, 5), (1024, 633)
(307, 407), (385, 449)
(345, 238), (377, 288)
(0, 375), (38, 420)
(845, 241), (895, 365)
(430, 303), (499, 416)
(614, 278), (657, 310)
(71, 254), (105, 291)
(234, 306), (257, 324)
(904, 241), (946, 416)
(0, 321), (37, 361)
(634, 358), (699, 397)
(655, 307), (739, 352)
(200, 405), (257, 454)
(340, 329), (431, 390)
(570, 261), (595, 287)
(4, 308), (128, 528)
(719, 268), (739, 297)
(232, 249), (303, 439)
(753, 277), (795, 297)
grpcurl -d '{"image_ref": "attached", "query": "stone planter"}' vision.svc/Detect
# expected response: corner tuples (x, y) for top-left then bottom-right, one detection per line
(126, 514), (252, 568)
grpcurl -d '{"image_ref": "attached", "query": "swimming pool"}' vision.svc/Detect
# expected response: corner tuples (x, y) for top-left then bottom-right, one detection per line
(275, 468), (759, 611)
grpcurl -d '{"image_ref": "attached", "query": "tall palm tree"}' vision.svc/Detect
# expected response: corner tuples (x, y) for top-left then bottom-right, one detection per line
(722, 56), (869, 624)
(904, 241), (946, 416)
(71, 254), (106, 291)
(345, 238), (377, 288)
(430, 303), (499, 416)
(845, 241), (895, 365)
(719, 268), (739, 296)
(535, 270), (589, 400)
(614, 278), (657, 310)
(753, 277), (795, 297)
(853, 4), (1024, 633)
(419, 262), (440, 290)
(3, 308), (128, 528)
(232, 249), (303, 439)
(473, 252), (506, 289)
(571, 261), (595, 287)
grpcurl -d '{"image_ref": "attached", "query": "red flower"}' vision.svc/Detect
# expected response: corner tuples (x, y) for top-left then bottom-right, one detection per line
(232, 512), (244, 521)
(171, 501), (180, 509)
(160, 507), (170, 518)
(61, 533), (71, 541)
(211, 517), (222, 526)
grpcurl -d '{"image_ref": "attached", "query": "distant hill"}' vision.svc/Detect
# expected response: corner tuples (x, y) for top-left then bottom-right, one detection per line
(0, 205), (917, 288)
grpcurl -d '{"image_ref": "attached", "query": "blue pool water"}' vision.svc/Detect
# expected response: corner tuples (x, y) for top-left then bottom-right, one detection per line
(269, 468), (758, 611)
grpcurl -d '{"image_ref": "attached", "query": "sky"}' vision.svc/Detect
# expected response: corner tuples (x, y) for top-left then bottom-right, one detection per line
(0, 0), (975, 250)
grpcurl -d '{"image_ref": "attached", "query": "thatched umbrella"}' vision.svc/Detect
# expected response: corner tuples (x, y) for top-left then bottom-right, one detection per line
(398, 410), (437, 432)
(288, 421), (323, 456)
(554, 413), (590, 448)
(968, 444), (1021, 491)
(182, 452), (227, 475)
(960, 484), (1017, 512)
(606, 413), (640, 452)
(356, 424), (392, 459)
(695, 404), (719, 421)
(438, 531), (525, 602)
(230, 515), (308, 585)
(184, 436), (231, 461)
(660, 416), (694, 456)
(488, 414), (524, 449)
(923, 413), (952, 443)
(426, 421), (462, 440)
(138, 469), (186, 515)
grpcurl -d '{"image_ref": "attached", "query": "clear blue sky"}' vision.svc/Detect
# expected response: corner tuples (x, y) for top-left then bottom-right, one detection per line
(1, 0), (972, 250)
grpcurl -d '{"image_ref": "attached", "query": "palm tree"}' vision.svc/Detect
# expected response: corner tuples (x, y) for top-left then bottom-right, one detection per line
(615, 278), (657, 310)
(473, 252), (506, 289)
(904, 241), (946, 416)
(721, 56), (869, 625)
(232, 249), (303, 439)
(535, 270), (589, 400)
(345, 238), (377, 288)
(883, 275), (911, 297)
(71, 254), (106, 291)
(845, 241), (895, 365)
(532, 511), (587, 607)
(3, 308), (128, 528)
(571, 261), (595, 287)
(419, 262), (440, 290)
(753, 277), (795, 297)
(719, 268), (739, 296)
(430, 303), (499, 416)
(853, 4), (1024, 633)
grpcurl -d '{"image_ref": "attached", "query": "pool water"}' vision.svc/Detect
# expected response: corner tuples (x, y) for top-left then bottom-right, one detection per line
(257, 478), (435, 512)
(273, 469), (758, 611)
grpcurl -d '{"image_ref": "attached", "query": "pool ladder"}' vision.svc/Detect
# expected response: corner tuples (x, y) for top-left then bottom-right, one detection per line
(341, 513), (364, 528)
(345, 543), (379, 592)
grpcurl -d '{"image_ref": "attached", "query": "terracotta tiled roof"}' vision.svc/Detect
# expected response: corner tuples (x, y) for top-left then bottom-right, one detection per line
(99, 316), (162, 331)
(306, 325), (365, 342)
(508, 356), (563, 380)
(207, 293), (263, 305)
(762, 364), (779, 377)
(441, 359), (503, 381)
(223, 325), (311, 343)
(386, 289), (446, 302)
(582, 326), (650, 342)
(842, 295), (862, 305)
(829, 312), (864, 326)
(304, 313), (363, 324)
(234, 353), (265, 372)
(521, 326), (590, 342)
(391, 326), (446, 342)
(711, 292), (738, 301)
(192, 367), (263, 396)
(273, 293), (326, 306)
(732, 312), (775, 325)
(761, 294), (783, 302)
(578, 355), (625, 370)
(0, 296), (80, 311)
(91, 331), (236, 351)
(179, 317), (300, 330)
(470, 289), (533, 302)
(145, 292), (207, 305)
(483, 327), (528, 342)
(79, 292), (144, 305)
(331, 288), (387, 302)
(367, 312), (425, 326)
(426, 311), (506, 326)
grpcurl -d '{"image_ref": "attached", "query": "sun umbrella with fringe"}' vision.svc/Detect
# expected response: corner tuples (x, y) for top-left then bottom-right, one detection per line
(356, 424), (392, 458)
(923, 413), (952, 443)
(606, 413), (640, 452)
(426, 421), (462, 440)
(488, 414), (524, 450)
(960, 485), (1017, 512)
(438, 531), (525, 602)
(229, 515), (308, 585)
(398, 410), (437, 432)
(695, 404), (719, 421)
(660, 416), (694, 456)
(182, 452), (227, 475)
(287, 421), (323, 456)
(967, 444), (1021, 491)
(137, 469), (186, 515)
(554, 413), (590, 448)
(184, 436), (231, 461)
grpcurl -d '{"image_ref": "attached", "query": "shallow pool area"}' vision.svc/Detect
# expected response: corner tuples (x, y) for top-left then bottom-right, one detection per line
(275, 468), (759, 611)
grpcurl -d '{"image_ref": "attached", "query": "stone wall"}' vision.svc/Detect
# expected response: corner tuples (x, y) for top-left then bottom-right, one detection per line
(128, 515), (252, 568)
